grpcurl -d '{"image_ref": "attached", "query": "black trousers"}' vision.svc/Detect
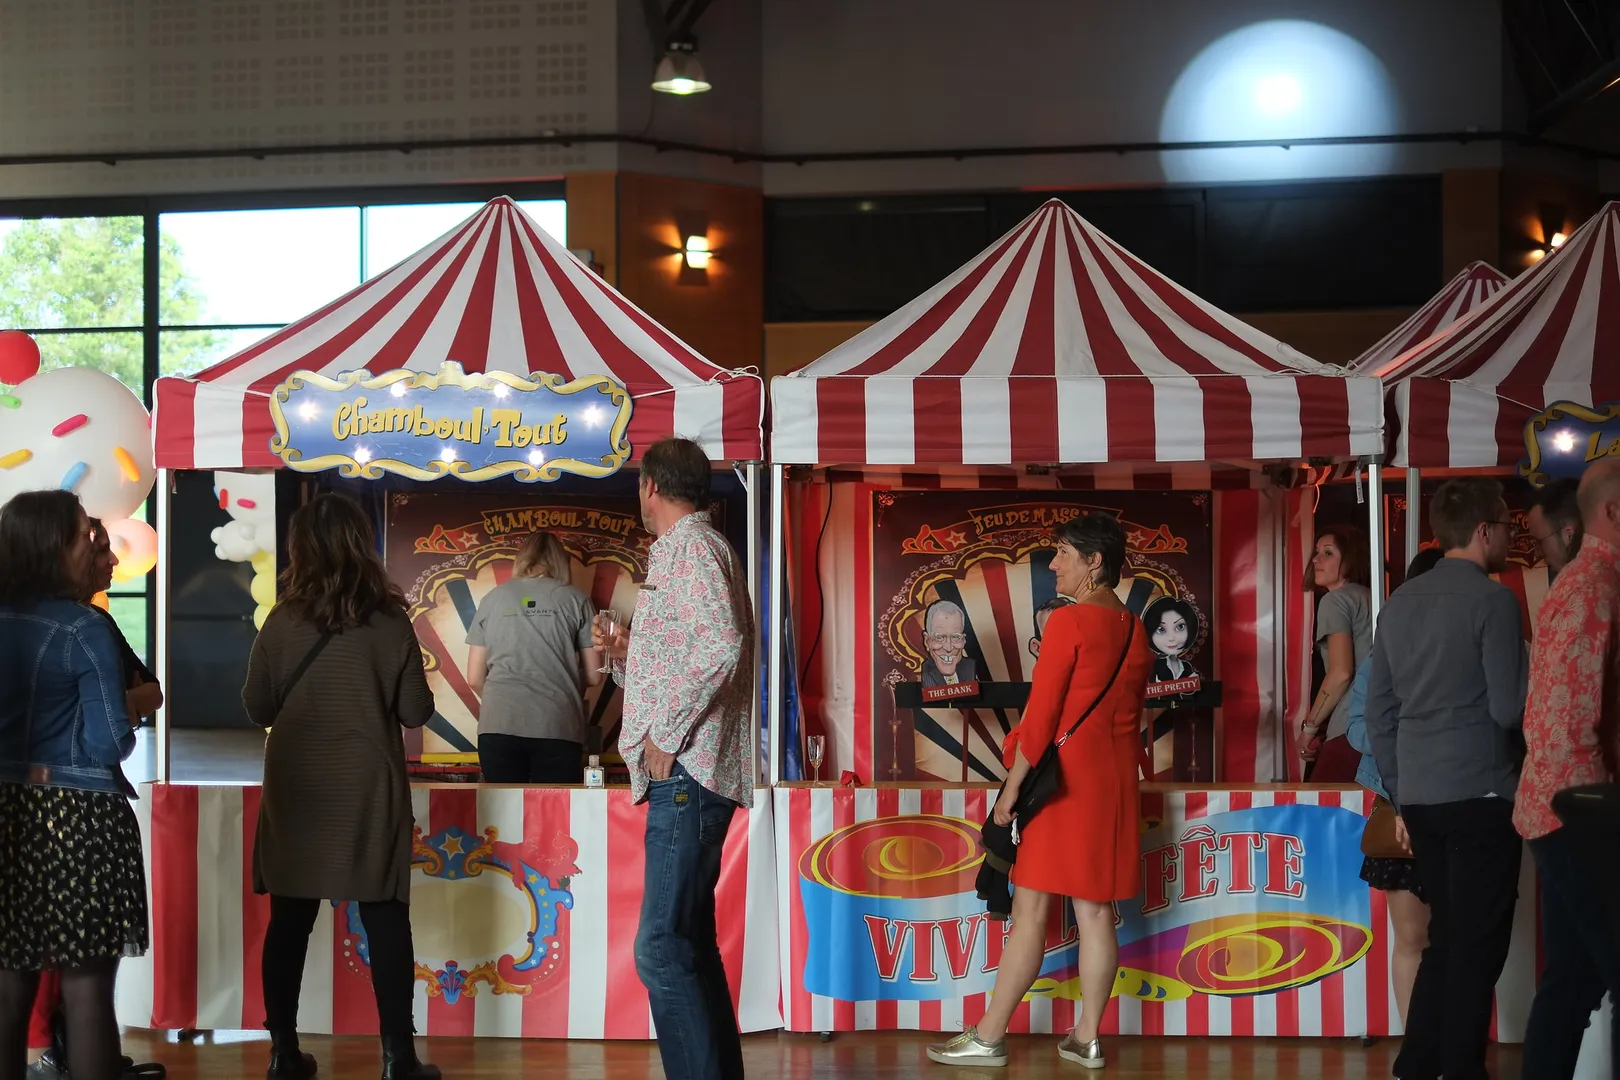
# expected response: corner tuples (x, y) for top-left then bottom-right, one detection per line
(1396, 797), (1522, 1080)
(1522, 826), (1620, 1080)
(263, 895), (417, 1038)
(478, 734), (582, 784)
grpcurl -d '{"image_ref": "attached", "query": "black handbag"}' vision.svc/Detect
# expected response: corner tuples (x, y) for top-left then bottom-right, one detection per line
(979, 619), (1136, 873)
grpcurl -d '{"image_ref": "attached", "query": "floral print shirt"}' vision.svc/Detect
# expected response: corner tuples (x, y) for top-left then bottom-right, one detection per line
(614, 511), (755, 807)
(1514, 534), (1620, 839)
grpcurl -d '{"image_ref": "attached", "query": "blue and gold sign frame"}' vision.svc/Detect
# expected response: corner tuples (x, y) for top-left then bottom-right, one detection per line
(1519, 399), (1620, 487)
(268, 361), (633, 483)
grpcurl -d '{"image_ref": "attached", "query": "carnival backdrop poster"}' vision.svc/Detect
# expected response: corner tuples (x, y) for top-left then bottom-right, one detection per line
(385, 492), (661, 758)
(870, 490), (1213, 783)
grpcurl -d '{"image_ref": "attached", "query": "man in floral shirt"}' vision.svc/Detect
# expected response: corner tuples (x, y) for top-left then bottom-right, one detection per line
(597, 436), (753, 1080)
(1516, 457), (1620, 1080)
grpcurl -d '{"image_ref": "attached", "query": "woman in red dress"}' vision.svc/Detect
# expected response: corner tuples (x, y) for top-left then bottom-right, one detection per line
(929, 512), (1153, 1070)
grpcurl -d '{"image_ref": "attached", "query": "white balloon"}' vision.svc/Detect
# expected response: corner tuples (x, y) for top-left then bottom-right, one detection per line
(212, 471), (276, 556)
(0, 368), (155, 520)
(212, 519), (263, 562)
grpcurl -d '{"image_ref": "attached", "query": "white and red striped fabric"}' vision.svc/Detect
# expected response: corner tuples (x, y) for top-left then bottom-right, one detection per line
(770, 198), (1382, 467)
(1379, 201), (1620, 468)
(1350, 261), (1508, 375)
(775, 785), (1539, 1039)
(117, 784), (781, 1037)
(153, 197), (762, 469)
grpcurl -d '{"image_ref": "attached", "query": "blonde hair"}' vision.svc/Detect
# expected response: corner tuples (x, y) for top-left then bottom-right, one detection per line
(514, 531), (573, 583)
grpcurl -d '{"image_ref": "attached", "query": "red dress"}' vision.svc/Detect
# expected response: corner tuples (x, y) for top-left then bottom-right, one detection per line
(1010, 603), (1154, 901)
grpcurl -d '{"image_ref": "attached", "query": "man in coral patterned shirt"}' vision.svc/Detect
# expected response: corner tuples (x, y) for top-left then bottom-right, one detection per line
(597, 436), (754, 1080)
(1516, 457), (1620, 1080)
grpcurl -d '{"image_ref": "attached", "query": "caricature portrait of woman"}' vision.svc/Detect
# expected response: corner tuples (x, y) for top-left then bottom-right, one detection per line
(1142, 596), (1200, 691)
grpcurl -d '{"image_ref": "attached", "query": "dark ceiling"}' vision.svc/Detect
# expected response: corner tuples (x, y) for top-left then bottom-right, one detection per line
(1504, 0), (1620, 152)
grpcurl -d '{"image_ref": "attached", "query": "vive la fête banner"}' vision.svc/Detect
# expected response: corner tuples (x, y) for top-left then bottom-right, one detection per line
(781, 788), (1384, 1036)
(1521, 400), (1620, 486)
(269, 362), (633, 483)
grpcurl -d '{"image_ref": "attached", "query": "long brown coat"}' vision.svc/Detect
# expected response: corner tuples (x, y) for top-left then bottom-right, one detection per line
(245, 606), (434, 904)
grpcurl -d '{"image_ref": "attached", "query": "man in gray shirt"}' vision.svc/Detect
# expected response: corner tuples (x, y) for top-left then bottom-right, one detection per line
(1364, 477), (1528, 1080)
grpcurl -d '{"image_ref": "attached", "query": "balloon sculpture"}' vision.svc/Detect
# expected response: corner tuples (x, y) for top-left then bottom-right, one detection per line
(212, 471), (277, 629)
(0, 339), (158, 587)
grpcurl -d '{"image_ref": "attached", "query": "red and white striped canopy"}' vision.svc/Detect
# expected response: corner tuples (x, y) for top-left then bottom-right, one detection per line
(154, 197), (762, 468)
(1379, 201), (1620, 468)
(1350, 261), (1507, 375)
(770, 199), (1382, 467)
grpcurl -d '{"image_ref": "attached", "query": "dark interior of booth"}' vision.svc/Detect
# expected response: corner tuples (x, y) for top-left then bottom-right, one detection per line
(163, 466), (751, 731)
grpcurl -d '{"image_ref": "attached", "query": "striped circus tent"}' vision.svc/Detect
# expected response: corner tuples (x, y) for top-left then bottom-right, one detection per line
(1350, 261), (1508, 375)
(1378, 201), (1620, 468)
(153, 197), (762, 468)
(770, 198), (1383, 467)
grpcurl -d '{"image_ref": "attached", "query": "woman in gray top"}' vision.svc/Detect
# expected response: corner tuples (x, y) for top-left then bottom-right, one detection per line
(1298, 523), (1373, 781)
(466, 531), (601, 784)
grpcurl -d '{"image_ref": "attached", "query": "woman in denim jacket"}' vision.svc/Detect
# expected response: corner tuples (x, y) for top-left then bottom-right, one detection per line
(1346, 546), (1442, 1029)
(0, 490), (145, 1080)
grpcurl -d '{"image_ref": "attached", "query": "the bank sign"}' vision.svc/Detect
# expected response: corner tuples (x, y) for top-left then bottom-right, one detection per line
(269, 361), (633, 482)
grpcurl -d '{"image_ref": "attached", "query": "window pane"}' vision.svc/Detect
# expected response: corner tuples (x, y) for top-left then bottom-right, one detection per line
(33, 331), (145, 394)
(0, 216), (144, 329)
(159, 207), (360, 326)
(160, 327), (277, 379)
(108, 595), (148, 666)
(363, 200), (565, 279)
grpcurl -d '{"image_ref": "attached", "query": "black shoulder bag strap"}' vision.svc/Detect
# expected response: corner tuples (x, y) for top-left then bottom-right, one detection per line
(272, 631), (334, 723)
(1054, 618), (1136, 749)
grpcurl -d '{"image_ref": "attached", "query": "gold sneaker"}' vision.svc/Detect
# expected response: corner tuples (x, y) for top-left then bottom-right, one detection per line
(926, 1027), (1009, 1067)
(1058, 1032), (1104, 1068)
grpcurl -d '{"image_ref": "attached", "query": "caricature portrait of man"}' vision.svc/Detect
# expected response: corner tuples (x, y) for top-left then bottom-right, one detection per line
(1028, 595), (1074, 662)
(920, 598), (978, 687)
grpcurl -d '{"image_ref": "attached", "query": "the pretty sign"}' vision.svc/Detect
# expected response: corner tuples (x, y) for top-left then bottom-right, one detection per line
(269, 362), (633, 482)
(1521, 400), (1620, 487)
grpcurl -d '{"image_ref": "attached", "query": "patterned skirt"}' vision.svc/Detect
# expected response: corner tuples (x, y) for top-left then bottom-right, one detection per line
(0, 781), (148, 969)
(1359, 854), (1425, 903)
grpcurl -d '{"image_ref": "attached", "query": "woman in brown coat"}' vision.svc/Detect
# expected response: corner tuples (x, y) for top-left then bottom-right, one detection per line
(244, 493), (438, 1080)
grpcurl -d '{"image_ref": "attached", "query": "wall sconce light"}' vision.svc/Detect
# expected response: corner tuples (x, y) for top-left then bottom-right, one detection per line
(683, 234), (712, 270)
(1550, 231), (1569, 248)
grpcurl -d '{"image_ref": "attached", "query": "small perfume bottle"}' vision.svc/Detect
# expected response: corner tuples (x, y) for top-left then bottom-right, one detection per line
(584, 754), (605, 788)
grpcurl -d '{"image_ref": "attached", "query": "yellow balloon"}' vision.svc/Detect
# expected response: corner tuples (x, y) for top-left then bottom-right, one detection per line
(90, 591), (110, 611)
(253, 604), (270, 630)
(249, 569), (277, 608)
(251, 550), (275, 575)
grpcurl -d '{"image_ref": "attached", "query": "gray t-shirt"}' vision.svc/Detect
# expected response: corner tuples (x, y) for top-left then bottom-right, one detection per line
(465, 577), (595, 743)
(1317, 581), (1373, 740)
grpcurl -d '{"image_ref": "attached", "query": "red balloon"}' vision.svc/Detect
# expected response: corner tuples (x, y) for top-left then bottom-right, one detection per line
(0, 331), (41, 385)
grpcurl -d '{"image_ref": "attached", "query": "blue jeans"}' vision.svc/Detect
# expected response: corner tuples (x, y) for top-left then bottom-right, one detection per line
(1523, 827), (1620, 1080)
(634, 764), (742, 1080)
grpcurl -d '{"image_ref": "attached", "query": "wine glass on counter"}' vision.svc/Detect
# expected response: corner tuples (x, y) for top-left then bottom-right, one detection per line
(807, 735), (826, 783)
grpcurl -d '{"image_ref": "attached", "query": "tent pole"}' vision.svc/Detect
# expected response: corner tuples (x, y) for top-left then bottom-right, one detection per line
(1367, 461), (1386, 623)
(744, 461), (763, 789)
(1405, 467), (1421, 569)
(154, 469), (173, 784)
(768, 465), (787, 786)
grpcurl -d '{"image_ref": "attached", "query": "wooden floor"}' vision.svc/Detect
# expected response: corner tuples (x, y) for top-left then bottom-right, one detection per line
(118, 1029), (1523, 1079)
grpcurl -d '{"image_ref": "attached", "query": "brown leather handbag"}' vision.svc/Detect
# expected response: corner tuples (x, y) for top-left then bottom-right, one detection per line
(1360, 796), (1412, 860)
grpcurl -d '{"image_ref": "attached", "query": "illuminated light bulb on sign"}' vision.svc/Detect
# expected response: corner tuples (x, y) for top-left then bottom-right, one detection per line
(1554, 430), (1578, 453)
(298, 402), (318, 421)
(390, 382), (407, 398)
(584, 405), (604, 427)
(493, 383), (510, 399)
(440, 446), (457, 463)
(355, 445), (373, 464)
(529, 449), (545, 466)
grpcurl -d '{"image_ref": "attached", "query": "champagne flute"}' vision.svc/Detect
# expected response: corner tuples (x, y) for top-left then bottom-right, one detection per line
(594, 610), (621, 674)
(807, 735), (826, 784)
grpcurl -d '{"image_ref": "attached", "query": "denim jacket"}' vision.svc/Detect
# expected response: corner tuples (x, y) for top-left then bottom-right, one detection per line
(1344, 659), (1387, 800)
(0, 599), (135, 794)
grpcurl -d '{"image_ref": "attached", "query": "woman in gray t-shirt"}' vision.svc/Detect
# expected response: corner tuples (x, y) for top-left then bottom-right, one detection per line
(1298, 523), (1373, 781)
(465, 531), (602, 784)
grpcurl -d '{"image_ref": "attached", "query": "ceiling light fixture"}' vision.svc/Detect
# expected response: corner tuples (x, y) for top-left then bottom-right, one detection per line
(652, 37), (711, 95)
